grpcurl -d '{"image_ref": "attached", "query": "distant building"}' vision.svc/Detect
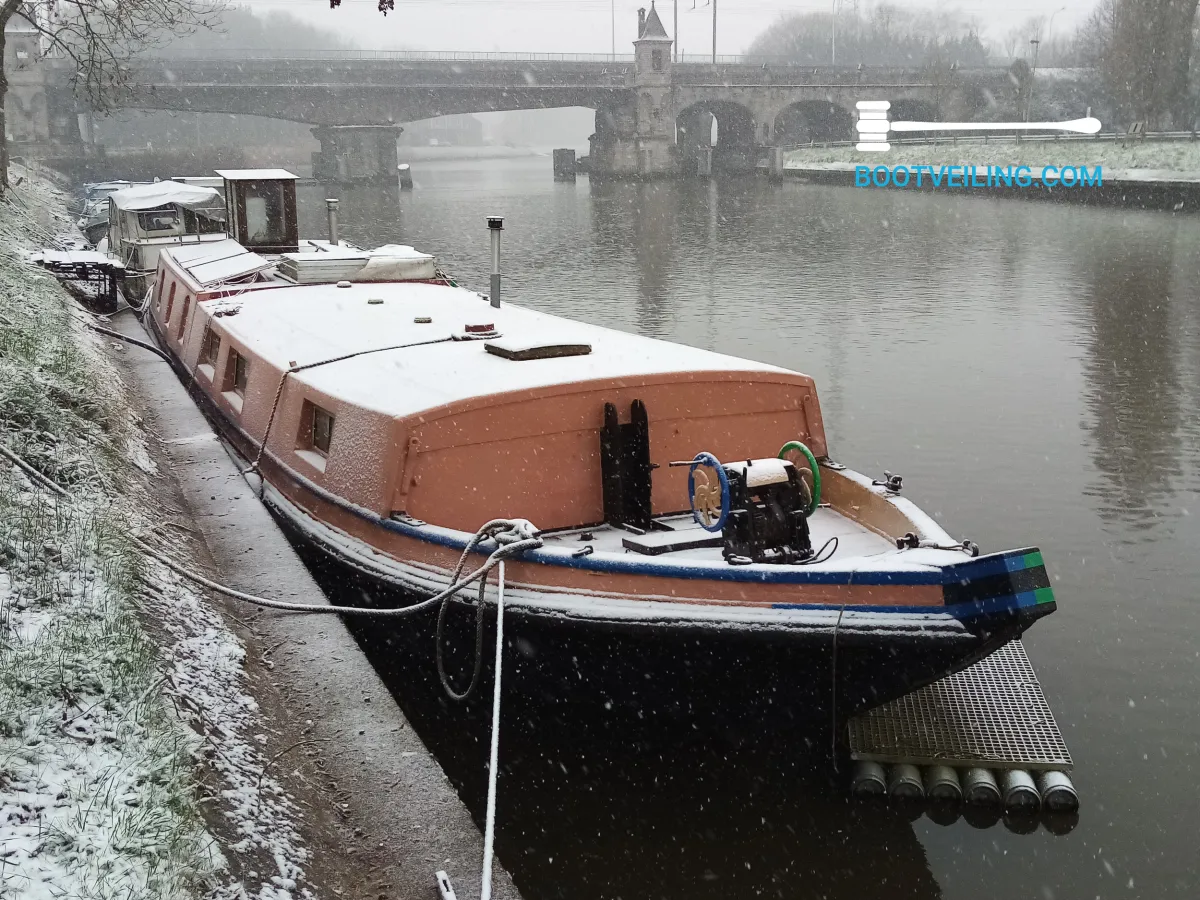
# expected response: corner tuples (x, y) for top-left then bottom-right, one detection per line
(4, 8), (50, 149)
(399, 114), (484, 147)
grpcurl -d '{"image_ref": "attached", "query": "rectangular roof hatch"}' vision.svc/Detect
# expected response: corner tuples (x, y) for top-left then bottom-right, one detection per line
(485, 338), (592, 361)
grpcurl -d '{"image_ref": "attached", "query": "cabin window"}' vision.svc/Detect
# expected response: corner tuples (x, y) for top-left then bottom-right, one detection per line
(232, 352), (247, 394)
(224, 349), (248, 393)
(177, 296), (191, 338)
(200, 326), (221, 366)
(312, 406), (334, 454)
(138, 208), (180, 233)
(243, 182), (287, 246)
(295, 400), (334, 472)
(220, 348), (248, 413)
(164, 283), (176, 321)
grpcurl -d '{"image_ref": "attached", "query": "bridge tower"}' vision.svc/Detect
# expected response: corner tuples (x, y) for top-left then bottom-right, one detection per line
(631, 3), (675, 176)
(589, 4), (676, 178)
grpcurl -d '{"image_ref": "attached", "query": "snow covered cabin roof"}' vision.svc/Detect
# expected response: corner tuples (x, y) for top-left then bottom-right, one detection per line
(215, 169), (298, 181)
(109, 181), (222, 212)
(209, 280), (802, 420)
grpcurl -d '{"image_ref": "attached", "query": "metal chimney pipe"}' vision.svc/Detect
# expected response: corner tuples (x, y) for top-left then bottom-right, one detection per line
(487, 216), (504, 308)
(325, 198), (340, 246)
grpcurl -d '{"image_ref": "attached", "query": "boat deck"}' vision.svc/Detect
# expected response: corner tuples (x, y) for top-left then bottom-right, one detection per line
(539, 508), (898, 564)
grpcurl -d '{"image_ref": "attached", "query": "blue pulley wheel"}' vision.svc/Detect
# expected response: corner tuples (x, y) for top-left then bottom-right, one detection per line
(688, 452), (730, 533)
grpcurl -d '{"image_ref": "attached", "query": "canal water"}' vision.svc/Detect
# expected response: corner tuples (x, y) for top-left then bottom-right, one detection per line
(298, 158), (1200, 900)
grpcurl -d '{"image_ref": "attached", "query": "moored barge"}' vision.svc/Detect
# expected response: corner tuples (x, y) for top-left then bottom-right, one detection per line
(142, 170), (1057, 719)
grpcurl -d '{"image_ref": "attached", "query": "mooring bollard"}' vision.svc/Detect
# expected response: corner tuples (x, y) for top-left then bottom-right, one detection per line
(553, 148), (577, 181)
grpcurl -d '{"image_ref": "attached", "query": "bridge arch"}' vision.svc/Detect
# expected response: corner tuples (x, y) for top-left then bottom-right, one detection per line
(675, 100), (757, 176)
(771, 100), (854, 146)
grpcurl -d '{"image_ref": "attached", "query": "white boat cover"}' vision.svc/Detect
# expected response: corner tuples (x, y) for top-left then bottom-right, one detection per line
(109, 182), (222, 212)
(161, 239), (271, 286)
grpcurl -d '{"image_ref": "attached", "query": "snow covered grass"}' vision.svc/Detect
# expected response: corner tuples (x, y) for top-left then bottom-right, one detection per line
(0, 175), (311, 898)
(784, 137), (1200, 173)
(0, 177), (219, 898)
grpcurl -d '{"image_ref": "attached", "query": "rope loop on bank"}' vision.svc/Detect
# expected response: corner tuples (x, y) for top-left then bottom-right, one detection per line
(2, 436), (542, 699)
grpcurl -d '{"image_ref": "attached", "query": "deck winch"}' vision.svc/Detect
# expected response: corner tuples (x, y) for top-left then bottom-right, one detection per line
(687, 451), (817, 565)
(721, 457), (814, 564)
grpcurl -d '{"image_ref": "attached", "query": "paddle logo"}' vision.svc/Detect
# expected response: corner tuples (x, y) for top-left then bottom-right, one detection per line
(852, 101), (1105, 189)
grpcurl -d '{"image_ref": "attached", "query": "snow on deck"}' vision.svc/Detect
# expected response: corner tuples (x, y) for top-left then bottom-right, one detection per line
(541, 508), (899, 564)
(212, 280), (806, 418)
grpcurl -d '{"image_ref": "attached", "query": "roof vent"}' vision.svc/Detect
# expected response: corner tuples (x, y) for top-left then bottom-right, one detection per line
(455, 323), (501, 340)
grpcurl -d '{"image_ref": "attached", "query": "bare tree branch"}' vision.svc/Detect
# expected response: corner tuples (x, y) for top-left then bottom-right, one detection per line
(1, 0), (226, 192)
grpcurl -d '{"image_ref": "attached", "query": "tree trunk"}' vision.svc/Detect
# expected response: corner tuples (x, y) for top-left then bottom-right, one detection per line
(0, 0), (20, 196)
(0, 24), (9, 195)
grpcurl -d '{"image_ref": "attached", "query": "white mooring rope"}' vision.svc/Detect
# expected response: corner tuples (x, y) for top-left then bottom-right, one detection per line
(481, 559), (505, 900)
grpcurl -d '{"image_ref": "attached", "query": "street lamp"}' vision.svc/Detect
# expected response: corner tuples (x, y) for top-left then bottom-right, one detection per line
(1046, 6), (1067, 58)
(1026, 37), (1041, 122)
(831, 0), (837, 66)
(712, 0), (717, 64)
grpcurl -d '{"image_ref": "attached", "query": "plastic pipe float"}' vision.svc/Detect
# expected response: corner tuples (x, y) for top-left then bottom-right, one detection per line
(1002, 769), (1041, 812)
(850, 761), (887, 798)
(888, 764), (924, 801)
(1037, 771), (1080, 812)
(962, 768), (1002, 807)
(923, 766), (962, 804)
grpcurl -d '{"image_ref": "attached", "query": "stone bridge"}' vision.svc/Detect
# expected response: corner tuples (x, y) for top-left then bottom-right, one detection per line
(64, 7), (1021, 179)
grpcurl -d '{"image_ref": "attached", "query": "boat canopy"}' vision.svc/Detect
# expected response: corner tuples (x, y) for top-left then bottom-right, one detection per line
(109, 181), (222, 212)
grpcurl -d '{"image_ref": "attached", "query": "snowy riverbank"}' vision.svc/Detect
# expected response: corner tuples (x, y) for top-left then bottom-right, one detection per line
(0, 175), (312, 899)
(784, 138), (1200, 174)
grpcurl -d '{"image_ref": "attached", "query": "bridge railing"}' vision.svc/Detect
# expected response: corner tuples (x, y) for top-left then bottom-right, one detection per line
(137, 47), (1006, 69)
(141, 48), (645, 62)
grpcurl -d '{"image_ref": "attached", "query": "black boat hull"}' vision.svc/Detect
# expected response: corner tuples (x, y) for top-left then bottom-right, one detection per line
(268, 498), (1035, 737)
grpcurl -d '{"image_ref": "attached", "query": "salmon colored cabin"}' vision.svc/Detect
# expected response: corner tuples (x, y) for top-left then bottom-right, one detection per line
(150, 266), (825, 533)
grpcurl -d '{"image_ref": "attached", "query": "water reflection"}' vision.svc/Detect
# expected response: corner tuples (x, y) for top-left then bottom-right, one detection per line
(589, 179), (677, 336)
(292, 160), (1200, 900)
(1071, 221), (1183, 534)
(317, 576), (943, 900)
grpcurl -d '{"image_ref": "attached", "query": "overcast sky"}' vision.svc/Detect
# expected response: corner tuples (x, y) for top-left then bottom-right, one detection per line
(235, 0), (1092, 55)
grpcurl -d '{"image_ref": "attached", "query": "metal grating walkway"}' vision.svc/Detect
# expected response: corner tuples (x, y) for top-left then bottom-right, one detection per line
(848, 640), (1072, 771)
